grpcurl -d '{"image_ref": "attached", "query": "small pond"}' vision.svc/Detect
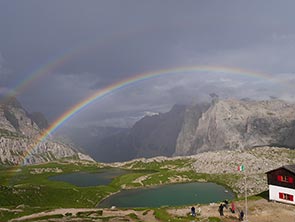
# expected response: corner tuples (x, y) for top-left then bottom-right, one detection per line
(49, 168), (128, 187)
(98, 182), (235, 208)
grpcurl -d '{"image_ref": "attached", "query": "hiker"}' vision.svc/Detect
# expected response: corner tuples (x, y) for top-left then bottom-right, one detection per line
(218, 203), (224, 216)
(230, 201), (235, 213)
(191, 206), (196, 216)
(223, 199), (229, 209)
(239, 210), (244, 221)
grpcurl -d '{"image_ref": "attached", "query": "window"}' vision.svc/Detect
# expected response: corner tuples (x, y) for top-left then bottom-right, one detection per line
(279, 192), (294, 201)
(277, 175), (294, 183)
(282, 175), (290, 182)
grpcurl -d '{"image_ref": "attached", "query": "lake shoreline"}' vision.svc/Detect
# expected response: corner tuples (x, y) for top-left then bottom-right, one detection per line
(97, 181), (234, 208)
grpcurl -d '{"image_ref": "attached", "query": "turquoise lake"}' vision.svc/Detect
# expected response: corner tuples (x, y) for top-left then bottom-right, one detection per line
(49, 168), (128, 187)
(98, 182), (234, 208)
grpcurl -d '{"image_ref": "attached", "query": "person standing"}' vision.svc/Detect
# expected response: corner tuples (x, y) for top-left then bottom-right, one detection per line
(218, 204), (224, 216)
(191, 206), (196, 217)
(230, 201), (235, 213)
(239, 210), (244, 221)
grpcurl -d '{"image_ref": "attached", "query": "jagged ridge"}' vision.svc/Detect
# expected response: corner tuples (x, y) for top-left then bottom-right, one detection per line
(0, 97), (94, 165)
(175, 99), (295, 155)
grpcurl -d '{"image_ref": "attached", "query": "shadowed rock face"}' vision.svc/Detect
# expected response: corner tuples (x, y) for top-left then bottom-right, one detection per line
(130, 104), (186, 158)
(94, 105), (187, 162)
(175, 99), (295, 155)
(28, 112), (49, 130)
(174, 103), (211, 156)
(0, 97), (93, 165)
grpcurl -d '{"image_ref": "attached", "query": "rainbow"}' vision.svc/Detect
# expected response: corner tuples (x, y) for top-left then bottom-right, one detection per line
(5, 28), (144, 98)
(21, 65), (278, 164)
(5, 37), (109, 98)
(6, 50), (81, 98)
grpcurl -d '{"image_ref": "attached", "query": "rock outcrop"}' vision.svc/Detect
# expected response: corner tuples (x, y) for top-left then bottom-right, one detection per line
(0, 97), (94, 165)
(174, 103), (210, 155)
(175, 99), (295, 155)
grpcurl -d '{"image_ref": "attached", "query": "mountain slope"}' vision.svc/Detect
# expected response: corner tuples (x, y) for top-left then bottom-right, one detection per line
(94, 105), (186, 162)
(0, 97), (94, 165)
(175, 99), (295, 155)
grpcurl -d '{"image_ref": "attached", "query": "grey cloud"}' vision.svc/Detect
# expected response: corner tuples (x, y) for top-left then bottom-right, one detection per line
(1, 1), (295, 128)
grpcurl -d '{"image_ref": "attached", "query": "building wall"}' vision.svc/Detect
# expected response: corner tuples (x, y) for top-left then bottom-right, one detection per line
(267, 168), (295, 189)
(269, 185), (295, 205)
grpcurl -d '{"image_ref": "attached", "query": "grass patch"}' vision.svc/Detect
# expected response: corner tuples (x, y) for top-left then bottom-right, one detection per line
(249, 190), (269, 200)
(127, 212), (139, 219)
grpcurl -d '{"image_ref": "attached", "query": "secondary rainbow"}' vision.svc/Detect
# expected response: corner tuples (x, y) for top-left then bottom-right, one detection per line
(21, 65), (276, 163)
(6, 50), (80, 98)
(5, 31), (136, 98)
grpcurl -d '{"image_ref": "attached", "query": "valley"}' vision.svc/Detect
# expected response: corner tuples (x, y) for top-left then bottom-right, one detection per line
(0, 146), (295, 221)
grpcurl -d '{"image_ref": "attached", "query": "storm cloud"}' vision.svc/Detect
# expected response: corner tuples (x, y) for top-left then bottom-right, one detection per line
(1, 0), (295, 128)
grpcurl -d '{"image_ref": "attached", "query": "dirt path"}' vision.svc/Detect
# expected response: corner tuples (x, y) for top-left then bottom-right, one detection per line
(168, 199), (295, 222)
(8, 199), (295, 222)
(9, 208), (160, 222)
(9, 208), (100, 222)
(102, 209), (160, 222)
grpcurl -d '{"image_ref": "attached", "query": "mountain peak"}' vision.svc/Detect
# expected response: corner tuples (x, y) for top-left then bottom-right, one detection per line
(0, 96), (23, 109)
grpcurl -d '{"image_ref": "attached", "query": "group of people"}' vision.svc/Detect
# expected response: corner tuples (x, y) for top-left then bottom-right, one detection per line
(190, 200), (244, 221)
(218, 200), (244, 221)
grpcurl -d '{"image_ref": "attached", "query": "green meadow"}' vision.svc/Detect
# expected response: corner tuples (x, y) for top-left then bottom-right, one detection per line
(0, 159), (240, 221)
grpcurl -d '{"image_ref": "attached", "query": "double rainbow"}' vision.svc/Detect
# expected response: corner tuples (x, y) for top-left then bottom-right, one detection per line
(20, 65), (277, 164)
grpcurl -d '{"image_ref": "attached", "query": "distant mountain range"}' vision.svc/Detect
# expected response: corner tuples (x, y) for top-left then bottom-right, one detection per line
(63, 98), (295, 162)
(3, 96), (295, 165)
(57, 125), (127, 162)
(0, 97), (93, 165)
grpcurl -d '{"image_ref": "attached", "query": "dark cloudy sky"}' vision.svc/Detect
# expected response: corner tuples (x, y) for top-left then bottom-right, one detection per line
(1, 0), (295, 128)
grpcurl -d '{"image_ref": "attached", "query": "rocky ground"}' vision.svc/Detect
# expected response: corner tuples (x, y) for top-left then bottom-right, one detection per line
(112, 146), (295, 197)
(168, 198), (295, 222)
(191, 146), (295, 196)
(191, 146), (295, 174)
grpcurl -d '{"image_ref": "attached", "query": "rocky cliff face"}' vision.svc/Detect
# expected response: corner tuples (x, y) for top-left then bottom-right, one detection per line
(174, 103), (210, 155)
(0, 97), (94, 165)
(94, 105), (186, 162)
(130, 104), (186, 158)
(175, 99), (295, 155)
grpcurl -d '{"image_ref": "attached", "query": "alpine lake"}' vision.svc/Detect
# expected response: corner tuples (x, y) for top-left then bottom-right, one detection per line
(49, 168), (235, 208)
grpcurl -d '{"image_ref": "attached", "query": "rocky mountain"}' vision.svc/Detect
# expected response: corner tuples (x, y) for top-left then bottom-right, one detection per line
(93, 99), (295, 162)
(129, 104), (186, 158)
(0, 97), (94, 165)
(93, 104), (187, 162)
(174, 103), (210, 155)
(175, 99), (295, 155)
